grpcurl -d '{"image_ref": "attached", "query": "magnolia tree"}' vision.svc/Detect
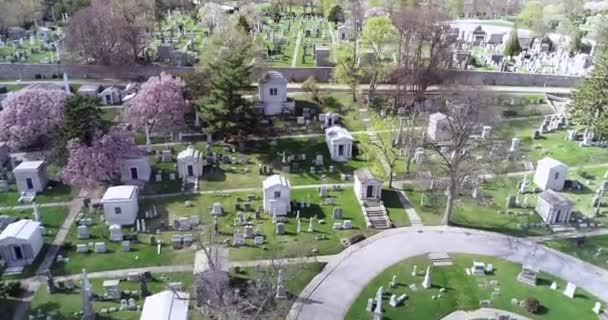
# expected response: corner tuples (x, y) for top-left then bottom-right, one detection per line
(61, 127), (142, 189)
(0, 89), (68, 151)
(124, 72), (186, 151)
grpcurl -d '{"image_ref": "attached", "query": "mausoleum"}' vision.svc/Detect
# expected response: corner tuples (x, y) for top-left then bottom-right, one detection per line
(535, 189), (573, 224)
(534, 157), (568, 191)
(0, 219), (43, 268)
(257, 71), (295, 116)
(120, 156), (151, 184)
(101, 185), (139, 226)
(427, 112), (451, 141)
(325, 126), (354, 162)
(263, 175), (291, 216)
(354, 168), (383, 201)
(13, 161), (48, 194)
(177, 146), (204, 179)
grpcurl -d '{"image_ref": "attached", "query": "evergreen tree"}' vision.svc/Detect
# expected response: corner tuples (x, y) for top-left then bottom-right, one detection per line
(504, 26), (522, 57)
(570, 51), (608, 139)
(56, 94), (108, 163)
(327, 5), (344, 25)
(236, 15), (251, 34)
(197, 46), (257, 139)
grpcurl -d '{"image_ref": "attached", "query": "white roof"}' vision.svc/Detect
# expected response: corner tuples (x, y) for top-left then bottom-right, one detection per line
(450, 20), (531, 38)
(260, 71), (287, 84)
(0, 219), (41, 241)
(429, 112), (448, 121)
(102, 185), (138, 202)
(326, 126), (353, 142)
(140, 290), (190, 320)
(78, 85), (100, 93)
(14, 160), (44, 171)
(263, 174), (291, 189)
(538, 157), (567, 169)
(178, 146), (201, 160)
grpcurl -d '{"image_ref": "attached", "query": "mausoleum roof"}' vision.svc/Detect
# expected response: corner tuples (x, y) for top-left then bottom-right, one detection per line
(263, 174), (290, 189)
(102, 185), (138, 202)
(140, 290), (189, 320)
(538, 189), (573, 207)
(0, 219), (40, 241)
(13, 160), (44, 171)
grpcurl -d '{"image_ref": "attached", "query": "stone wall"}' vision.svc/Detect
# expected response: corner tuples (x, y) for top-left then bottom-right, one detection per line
(0, 63), (582, 87)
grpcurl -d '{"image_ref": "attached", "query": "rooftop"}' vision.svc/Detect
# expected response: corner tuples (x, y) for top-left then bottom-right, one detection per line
(354, 168), (382, 184)
(260, 71), (287, 83)
(140, 290), (190, 320)
(0, 219), (41, 241)
(538, 157), (567, 169)
(263, 174), (291, 189)
(102, 185), (138, 202)
(538, 189), (573, 207)
(14, 160), (44, 171)
(326, 126), (353, 142)
(178, 146), (202, 160)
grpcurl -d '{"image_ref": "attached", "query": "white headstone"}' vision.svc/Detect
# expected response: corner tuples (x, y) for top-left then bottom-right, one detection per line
(422, 266), (432, 289)
(563, 282), (576, 298)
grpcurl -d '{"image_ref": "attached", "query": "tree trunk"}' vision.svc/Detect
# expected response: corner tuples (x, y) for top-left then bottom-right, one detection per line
(405, 156), (413, 174)
(144, 124), (152, 153)
(352, 86), (357, 102)
(442, 179), (456, 226)
(388, 167), (394, 189)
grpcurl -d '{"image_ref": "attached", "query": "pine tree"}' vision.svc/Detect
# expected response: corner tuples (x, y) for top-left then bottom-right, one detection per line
(504, 26), (522, 57)
(236, 15), (251, 34)
(570, 51), (608, 139)
(197, 46), (258, 139)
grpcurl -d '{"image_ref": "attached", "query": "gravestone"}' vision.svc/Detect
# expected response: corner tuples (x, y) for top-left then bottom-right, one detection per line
(333, 222), (342, 230)
(109, 225), (123, 242)
(190, 215), (200, 226)
(342, 220), (352, 229)
(233, 231), (245, 247)
(253, 236), (264, 245)
(171, 235), (183, 249)
(244, 225), (254, 238)
(175, 217), (191, 231)
(77, 225), (90, 239)
(319, 186), (328, 197)
(506, 195), (517, 208)
(183, 234), (193, 247)
(94, 242), (107, 253)
(276, 222), (285, 235)
(121, 241), (130, 252)
(211, 203), (223, 215)
(76, 244), (88, 253)
(332, 207), (343, 219)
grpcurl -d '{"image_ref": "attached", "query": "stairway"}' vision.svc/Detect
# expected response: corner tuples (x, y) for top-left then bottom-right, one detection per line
(363, 200), (391, 229)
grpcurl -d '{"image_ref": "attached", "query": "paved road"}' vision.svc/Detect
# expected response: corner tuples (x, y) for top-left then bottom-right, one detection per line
(288, 226), (608, 320)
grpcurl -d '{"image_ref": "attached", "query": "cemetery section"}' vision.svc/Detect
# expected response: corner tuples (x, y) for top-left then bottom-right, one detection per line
(346, 254), (601, 320)
(545, 235), (608, 271)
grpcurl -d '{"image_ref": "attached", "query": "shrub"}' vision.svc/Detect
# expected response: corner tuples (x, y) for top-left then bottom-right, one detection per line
(502, 110), (518, 117)
(524, 297), (541, 314)
(302, 76), (321, 102)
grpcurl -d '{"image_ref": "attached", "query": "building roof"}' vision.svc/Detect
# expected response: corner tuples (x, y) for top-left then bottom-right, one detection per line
(13, 160), (44, 171)
(429, 112), (448, 122)
(326, 126), (353, 142)
(77, 85), (100, 93)
(354, 168), (382, 184)
(263, 174), (290, 189)
(538, 157), (567, 169)
(538, 189), (573, 207)
(177, 146), (202, 160)
(260, 71), (287, 84)
(0, 219), (41, 241)
(102, 185), (138, 202)
(140, 290), (190, 320)
(450, 20), (531, 39)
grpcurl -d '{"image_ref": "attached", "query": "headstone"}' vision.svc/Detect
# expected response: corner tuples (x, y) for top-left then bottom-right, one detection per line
(550, 281), (557, 290)
(253, 236), (264, 245)
(332, 207), (343, 219)
(342, 220), (352, 229)
(510, 138), (520, 152)
(183, 234), (193, 247)
(506, 195), (517, 208)
(190, 215), (200, 226)
(211, 203), (223, 215)
(244, 225), (254, 238)
(127, 272), (140, 282)
(593, 302), (602, 314)
(276, 222), (285, 235)
(171, 235), (183, 249)
(319, 186), (328, 197)
(233, 231), (245, 246)
(422, 266), (432, 289)
(77, 225), (90, 239)
(332, 222), (342, 230)
(121, 240), (130, 252)
(315, 154), (324, 166)
(76, 244), (88, 253)
(481, 126), (492, 140)
(94, 242), (106, 253)
(109, 225), (123, 242)
(563, 282), (576, 298)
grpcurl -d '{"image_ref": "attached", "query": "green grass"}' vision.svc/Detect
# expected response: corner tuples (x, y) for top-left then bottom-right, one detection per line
(29, 272), (196, 320)
(0, 183), (73, 207)
(381, 189), (410, 227)
(140, 187), (372, 261)
(545, 235), (608, 271)
(346, 254), (601, 320)
(51, 209), (194, 276)
(1, 206), (69, 280)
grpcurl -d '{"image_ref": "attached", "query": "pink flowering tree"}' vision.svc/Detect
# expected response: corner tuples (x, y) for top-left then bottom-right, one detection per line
(0, 89), (68, 151)
(124, 72), (187, 150)
(61, 126), (143, 189)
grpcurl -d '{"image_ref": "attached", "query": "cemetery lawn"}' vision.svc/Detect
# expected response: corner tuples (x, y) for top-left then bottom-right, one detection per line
(381, 189), (410, 227)
(1, 206), (69, 280)
(29, 272), (196, 320)
(51, 209), (194, 276)
(404, 177), (552, 237)
(0, 183), (73, 207)
(141, 188), (372, 261)
(544, 235), (608, 271)
(346, 254), (600, 320)
(143, 136), (370, 194)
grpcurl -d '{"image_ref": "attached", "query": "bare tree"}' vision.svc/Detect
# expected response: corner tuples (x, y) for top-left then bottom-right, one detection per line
(395, 106), (427, 176)
(198, 2), (225, 34)
(64, 0), (152, 65)
(425, 86), (500, 226)
(369, 130), (399, 188)
(0, 0), (40, 33)
(392, 7), (454, 110)
(194, 232), (314, 320)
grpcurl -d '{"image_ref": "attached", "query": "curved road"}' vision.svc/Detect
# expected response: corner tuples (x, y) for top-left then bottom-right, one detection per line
(288, 226), (608, 320)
